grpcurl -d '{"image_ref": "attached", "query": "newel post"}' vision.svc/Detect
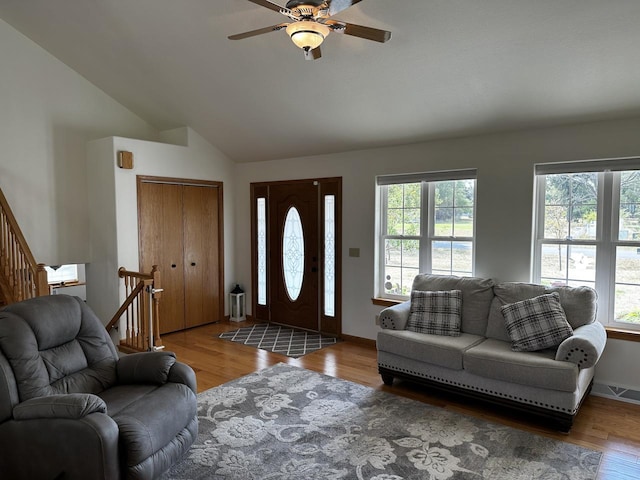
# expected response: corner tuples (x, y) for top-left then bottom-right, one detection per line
(35, 263), (49, 297)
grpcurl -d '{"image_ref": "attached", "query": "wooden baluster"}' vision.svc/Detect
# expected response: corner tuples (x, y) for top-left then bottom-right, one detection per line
(143, 282), (150, 350)
(151, 266), (163, 348)
(17, 253), (25, 301)
(125, 275), (131, 347)
(10, 233), (17, 295)
(2, 220), (6, 272)
(136, 292), (142, 350)
(140, 290), (146, 350)
(1, 210), (5, 270)
(129, 295), (135, 350)
(143, 285), (149, 350)
(138, 286), (144, 350)
(131, 274), (136, 348)
(132, 291), (137, 350)
(130, 275), (136, 350)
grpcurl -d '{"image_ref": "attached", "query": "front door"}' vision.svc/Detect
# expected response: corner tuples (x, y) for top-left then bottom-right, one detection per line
(252, 178), (342, 335)
(269, 182), (319, 330)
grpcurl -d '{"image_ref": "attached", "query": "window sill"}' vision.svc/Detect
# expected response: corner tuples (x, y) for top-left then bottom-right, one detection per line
(606, 327), (640, 342)
(372, 298), (403, 307)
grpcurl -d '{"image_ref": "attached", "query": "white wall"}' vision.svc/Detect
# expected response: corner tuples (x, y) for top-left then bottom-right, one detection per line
(86, 128), (235, 327)
(235, 116), (640, 389)
(0, 18), (158, 266)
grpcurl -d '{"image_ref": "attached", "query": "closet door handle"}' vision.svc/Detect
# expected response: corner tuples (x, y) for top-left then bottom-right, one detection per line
(191, 262), (196, 266)
(171, 264), (177, 268)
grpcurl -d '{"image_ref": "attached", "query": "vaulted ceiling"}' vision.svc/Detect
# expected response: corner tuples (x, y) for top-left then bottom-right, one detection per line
(1, 0), (639, 162)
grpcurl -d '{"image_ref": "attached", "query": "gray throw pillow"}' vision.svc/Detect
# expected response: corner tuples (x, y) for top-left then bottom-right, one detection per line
(501, 292), (573, 352)
(406, 290), (462, 336)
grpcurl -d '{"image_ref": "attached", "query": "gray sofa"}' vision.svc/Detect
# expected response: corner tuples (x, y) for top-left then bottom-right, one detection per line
(0, 295), (198, 479)
(377, 274), (607, 431)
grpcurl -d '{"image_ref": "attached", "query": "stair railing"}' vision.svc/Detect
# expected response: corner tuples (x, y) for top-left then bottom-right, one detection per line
(106, 266), (164, 353)
(0, 188), (49, 303)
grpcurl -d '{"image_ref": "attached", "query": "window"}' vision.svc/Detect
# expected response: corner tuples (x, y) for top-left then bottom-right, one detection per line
(45, 264), (79, 285)
(324, 194), (336, 317)
(533, 159), (640, 328)
(256, 197), (267, 305)
(377, 170), (476, 299)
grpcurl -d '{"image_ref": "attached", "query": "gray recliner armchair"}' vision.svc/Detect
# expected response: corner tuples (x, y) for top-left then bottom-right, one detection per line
(0, 295), (198, 479)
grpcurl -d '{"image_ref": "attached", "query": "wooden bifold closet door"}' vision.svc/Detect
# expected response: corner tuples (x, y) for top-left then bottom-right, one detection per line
(138, 177), (223, 334)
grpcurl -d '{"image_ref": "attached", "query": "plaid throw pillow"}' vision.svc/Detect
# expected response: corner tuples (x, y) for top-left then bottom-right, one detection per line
(406, 290), (462, 337)
(501, 292), (573, 352)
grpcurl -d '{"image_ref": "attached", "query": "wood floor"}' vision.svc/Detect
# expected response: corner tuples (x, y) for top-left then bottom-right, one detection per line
(162, 320), (640, 480)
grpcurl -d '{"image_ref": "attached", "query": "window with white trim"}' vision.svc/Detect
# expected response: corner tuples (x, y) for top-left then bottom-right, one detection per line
(533, 159), (640, 327)
(377, 170), (476, 299)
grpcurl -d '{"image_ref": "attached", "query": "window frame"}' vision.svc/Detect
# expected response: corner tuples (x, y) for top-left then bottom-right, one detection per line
(533, 158), (640, 328)
(377, 170), (477, 300)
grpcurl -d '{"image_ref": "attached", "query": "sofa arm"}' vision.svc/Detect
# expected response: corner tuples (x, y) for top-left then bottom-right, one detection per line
(117, 351), (177, 385)
(556, 322), (607, 369)
(13, 393), (106, 420)
(379, 301), (411, 330)
(168, 361), (198, 394)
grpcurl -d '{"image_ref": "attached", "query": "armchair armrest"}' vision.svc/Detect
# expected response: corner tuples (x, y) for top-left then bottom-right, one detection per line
(556, 322), (607, 369)
(2, 407), (120, 479)
(379, 301), (411, 330)
(117, 351), (176, 385)
(168, 361), (197, 394)
(13, 393), (106, 420)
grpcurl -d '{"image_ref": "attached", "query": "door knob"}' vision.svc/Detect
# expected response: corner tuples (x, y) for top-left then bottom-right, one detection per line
(171, 264), (176, 268)
(191, 262), (196, 266)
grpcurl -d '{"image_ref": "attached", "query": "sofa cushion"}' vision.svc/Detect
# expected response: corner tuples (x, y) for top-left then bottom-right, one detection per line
(485, 282), (597, 342)
(109, 383), (197, 467)
(547, 285), (598, 328)
(464, 338), (579, 392)
(98, 384), (159, 416)
(406, 290), (462, 336)
(502, 293), (574, 352)
(411, 274), (495, 335)
(377, 329), (485, 370)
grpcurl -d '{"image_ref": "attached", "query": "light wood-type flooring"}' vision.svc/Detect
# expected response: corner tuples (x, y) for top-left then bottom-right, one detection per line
(162, 320), (640, 480)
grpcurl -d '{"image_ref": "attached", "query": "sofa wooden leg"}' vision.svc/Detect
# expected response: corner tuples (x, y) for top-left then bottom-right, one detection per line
(381, 373), (394, 386)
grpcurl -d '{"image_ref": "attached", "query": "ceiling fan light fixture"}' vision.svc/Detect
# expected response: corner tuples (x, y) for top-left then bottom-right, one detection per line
(286, 21), (330, 50)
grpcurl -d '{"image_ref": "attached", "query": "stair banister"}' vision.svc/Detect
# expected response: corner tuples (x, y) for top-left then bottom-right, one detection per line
(0, 187), (49, 303)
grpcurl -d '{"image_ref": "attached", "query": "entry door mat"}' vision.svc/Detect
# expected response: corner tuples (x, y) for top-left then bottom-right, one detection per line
(218, 323), (339, 358)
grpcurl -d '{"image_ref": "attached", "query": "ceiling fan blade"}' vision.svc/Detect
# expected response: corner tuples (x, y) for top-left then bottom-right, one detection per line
(327, 0), (363, 16)
(339, 21), (391, 43)
(246, 0), (283, 14)
(228, 23), (289, 40)
(303, 46), (322, 60)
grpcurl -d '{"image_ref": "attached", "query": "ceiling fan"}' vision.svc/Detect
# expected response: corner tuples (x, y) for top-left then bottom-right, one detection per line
(228, 0), (392, 60)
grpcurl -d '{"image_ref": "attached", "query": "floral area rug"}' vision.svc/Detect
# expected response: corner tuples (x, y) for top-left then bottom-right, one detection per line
(163, 363), (601, 480)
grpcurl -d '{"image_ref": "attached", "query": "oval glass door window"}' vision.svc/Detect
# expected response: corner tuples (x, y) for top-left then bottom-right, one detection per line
(282, 206), (304, 301)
